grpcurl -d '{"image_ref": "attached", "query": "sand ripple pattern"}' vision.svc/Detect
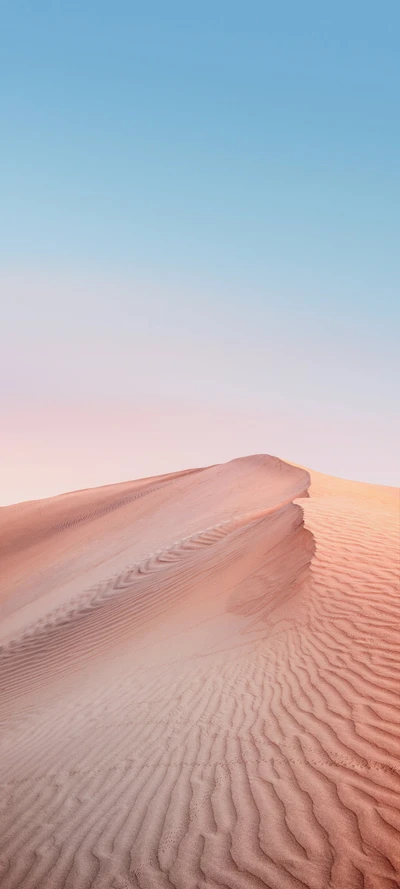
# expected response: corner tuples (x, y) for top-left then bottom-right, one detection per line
(0, 456), (399, 889)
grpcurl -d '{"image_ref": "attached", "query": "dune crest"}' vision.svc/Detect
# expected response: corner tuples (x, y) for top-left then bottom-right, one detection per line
(0, 455), (399, 888)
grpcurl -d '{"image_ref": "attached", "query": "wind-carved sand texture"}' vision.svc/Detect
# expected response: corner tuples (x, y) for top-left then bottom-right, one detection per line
(0, 455), (399, 889)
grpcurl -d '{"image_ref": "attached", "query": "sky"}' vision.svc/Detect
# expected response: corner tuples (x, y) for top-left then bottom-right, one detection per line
(1, 1), (399, 503)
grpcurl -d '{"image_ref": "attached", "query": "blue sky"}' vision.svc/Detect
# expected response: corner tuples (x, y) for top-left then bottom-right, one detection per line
(1, 1), (399, 499)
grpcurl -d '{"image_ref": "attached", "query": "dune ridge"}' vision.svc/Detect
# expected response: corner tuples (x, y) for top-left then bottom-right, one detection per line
(0, 455), (399, 888)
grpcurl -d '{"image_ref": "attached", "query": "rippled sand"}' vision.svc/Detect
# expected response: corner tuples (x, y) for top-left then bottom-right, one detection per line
(0, 455), (399, 889)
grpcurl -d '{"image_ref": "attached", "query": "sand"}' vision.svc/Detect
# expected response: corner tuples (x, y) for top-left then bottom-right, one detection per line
(0, 454), (399, 889)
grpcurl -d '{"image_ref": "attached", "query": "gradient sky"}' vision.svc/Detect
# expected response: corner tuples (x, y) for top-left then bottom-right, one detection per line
(1, 1), (399, 503)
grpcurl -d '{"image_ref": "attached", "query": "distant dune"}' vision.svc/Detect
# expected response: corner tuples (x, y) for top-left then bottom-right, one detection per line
(0, 455), (399, 888)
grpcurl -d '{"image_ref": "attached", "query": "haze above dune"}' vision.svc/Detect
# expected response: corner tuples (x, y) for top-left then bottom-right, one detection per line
(0, 454), (399, 889)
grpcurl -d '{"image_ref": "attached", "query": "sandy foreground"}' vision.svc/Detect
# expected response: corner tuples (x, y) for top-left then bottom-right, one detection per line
(0, 455), (399, 889)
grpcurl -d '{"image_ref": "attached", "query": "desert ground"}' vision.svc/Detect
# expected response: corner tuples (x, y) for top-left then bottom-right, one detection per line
(0, 454), (399, 889)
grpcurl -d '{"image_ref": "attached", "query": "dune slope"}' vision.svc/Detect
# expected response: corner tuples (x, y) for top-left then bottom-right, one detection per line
(0, 455), (399, 889)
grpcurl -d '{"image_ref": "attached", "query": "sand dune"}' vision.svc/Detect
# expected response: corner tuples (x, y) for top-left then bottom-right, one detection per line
(0, 455), (399, 888)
